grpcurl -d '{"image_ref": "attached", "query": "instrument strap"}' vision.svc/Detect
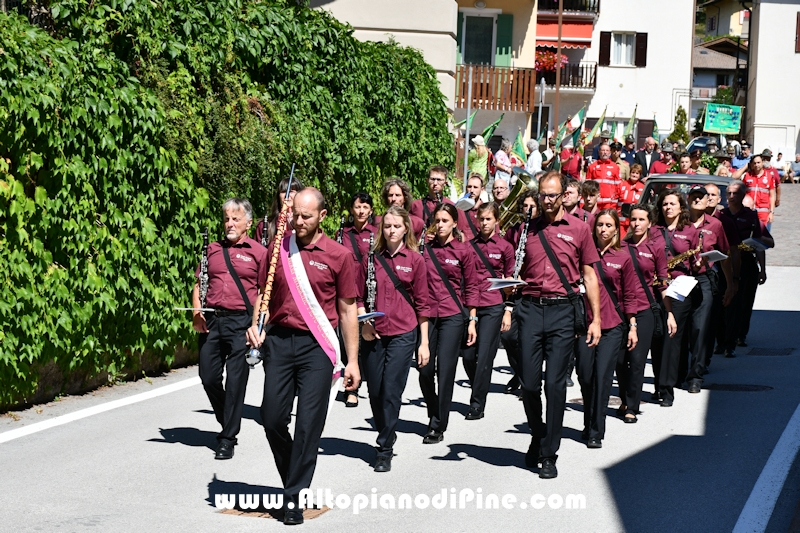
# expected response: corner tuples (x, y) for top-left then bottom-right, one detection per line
(595, 258), (626, 325)
(425, 244), (468, 318)
(346, 230), (364, 262)
(374, 253), (415, 310)
(660, 227), (675, 257)
(537, 230), (579, 302)
(469, 239), (498, 278)
(628, 245), (657, 306)
(221, 245), (254, 316)
(465, 210), (479, 238)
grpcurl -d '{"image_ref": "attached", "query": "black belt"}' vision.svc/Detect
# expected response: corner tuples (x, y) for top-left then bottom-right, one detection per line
(521, 295), (572, 306)
(207, 309), (250, 316)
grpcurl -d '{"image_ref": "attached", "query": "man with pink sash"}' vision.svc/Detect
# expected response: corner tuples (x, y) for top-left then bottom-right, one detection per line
(247, 188), (360, 525)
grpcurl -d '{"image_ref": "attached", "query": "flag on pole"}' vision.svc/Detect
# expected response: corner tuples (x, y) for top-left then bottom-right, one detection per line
(584, 106), (607, 146)
(559, 105), (586, 148)
(568, 105), (586, 132)
(481, 113), (505, 140)
(653, 115), (659, 140)
(610, 121), (618, 141)
(536, 122), (548, 145)
(454, 109), (478, 130)
(624, 104), (638, 138)
(511, 130), (527, 165)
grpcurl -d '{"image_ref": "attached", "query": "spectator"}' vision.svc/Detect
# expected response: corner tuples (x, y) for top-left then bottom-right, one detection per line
(774, 153), (786, 182)
(592, 130), (612, 160)
(790, 154), (800, 184)
(467, 135), (489, 182)
(560, 139), (583, 180)
(525, 139), (543, 174)
(732, 141), (752, 170)
(494, 138), (513, 185)
(633, 137), (659, 177)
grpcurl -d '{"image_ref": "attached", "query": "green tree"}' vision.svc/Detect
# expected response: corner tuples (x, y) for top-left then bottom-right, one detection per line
(669, 105), (690, 144)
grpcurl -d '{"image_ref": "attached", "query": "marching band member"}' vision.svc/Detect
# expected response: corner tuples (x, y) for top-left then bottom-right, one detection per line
(461, 203), (515, 419)
(357, 206), (430, 472)
(617, 205), (669, 423)
(419, 203), (479, 444)
(577, 209), (639, 449)
(458, 173), (485, 241)
(410, 166), (456, 227)
(194, 198), (268, 460)
(650, 189), (700, 407)
(255, 177), (304, 245)
(246, 188), (360, 525)
(517, 172), (602, 479)
(378, 177), (426, 241)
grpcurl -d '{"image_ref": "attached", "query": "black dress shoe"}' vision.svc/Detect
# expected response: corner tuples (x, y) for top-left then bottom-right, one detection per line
(713, 344), (725, 355)
(283, 509), (304, 525)
(623, 413), (638, 424)
(737, 338), (747, 347)
(724, 349), (737, 358)
(587, 437), (602, 449)
(505, 376), (520, 394)
(539, 458), (558, 479)
(661, 398), (673, 407)
(422, 429), (444, 444)
(465, 407), (484, 420)
(651, 391), (661, 402)
(525, 441), (540, 468)
(688, 381), (702, 394)
(374, 455), (392, 473)
(215, 441), (234, 460)
(566, 376), (574, 387)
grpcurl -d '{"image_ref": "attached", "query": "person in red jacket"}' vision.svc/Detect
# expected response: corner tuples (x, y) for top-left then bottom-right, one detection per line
(619, 164), (645, 237)
(585, 143), (621, 212)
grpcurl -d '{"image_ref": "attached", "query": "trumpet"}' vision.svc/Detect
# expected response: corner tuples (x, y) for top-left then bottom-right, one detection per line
(498, 167), (539, 234)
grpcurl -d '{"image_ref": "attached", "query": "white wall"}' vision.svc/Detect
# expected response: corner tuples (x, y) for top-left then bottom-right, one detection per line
(747, 0), (800, 154)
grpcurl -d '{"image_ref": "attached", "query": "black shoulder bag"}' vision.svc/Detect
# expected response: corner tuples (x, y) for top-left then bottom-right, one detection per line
(465, 211), (479, 238)
(469, 239), (498, 278)
(221, 246), (254, 316)
(347, 231), (364, 262)
(425, 244), (468, 320)
(537, 231), (587, 335)
(628, 246), (664, 337)
(374, 253), (415, 310)
(595, 259), (629, 347)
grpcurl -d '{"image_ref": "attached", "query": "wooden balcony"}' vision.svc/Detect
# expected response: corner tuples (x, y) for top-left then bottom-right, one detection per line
(538, 0), (600, 15)
(455, 65), (539, 113)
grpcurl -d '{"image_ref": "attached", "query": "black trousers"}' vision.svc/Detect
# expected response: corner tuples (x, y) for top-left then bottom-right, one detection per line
(419, 314), (465, 432)
(517, 300), (575, 459)
(577, 324), (625, 440)
(260, 326), (333, 509)
(616, 308), (655, 414)
(652, 293), (694, 402)
(737, 253), (759, 340)
(462, 304), (505, 412)
(198, 312), (251, 444)
(366, 330), (417, 457)
(685, 274), (713, 384)
(500, 313), (521, 379)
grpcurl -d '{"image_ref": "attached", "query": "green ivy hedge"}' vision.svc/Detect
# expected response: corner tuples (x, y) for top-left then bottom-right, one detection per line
(0, 0), (453, 408)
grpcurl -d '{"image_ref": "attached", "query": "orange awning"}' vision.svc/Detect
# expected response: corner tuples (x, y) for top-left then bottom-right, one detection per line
(536, 20), (593, 49)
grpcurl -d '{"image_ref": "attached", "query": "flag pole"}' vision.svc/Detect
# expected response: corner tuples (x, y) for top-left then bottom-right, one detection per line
(553, 0), (563, 149)
(462, 66), (473, 185)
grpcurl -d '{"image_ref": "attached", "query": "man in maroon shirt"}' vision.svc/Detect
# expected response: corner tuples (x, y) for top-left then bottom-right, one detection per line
(246, 188), (360, 525)
(192, 198), (268, 461)
(458, 174), (485, 240)
(410, 166), (455, 227)
(516, 172), (602, 480)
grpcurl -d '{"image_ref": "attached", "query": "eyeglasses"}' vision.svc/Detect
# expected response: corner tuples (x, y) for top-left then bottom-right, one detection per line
(493, 186), (508, 192)
(428, 178), (445, 183)
(539, 192), (563, 201)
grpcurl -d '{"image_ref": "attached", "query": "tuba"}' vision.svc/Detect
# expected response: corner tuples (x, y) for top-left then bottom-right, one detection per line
(498, 167), (539, 234)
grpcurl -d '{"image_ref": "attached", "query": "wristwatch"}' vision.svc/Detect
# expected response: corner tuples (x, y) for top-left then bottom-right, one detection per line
(629, 322), (638, 329)
(468, 316), (479, 323)
(504, 306), (514, 313)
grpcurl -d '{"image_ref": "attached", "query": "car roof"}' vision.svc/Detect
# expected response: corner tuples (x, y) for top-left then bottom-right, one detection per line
(645, 174), (734, 186)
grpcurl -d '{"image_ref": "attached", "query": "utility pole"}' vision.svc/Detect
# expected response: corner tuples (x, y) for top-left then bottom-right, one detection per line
(553, 0), (563, 139)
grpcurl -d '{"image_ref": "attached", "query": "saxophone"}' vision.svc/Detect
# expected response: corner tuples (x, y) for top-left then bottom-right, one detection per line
(366, 232), (376, 314)
(667, 231), (703, 270)
(199, 227), (209, 308)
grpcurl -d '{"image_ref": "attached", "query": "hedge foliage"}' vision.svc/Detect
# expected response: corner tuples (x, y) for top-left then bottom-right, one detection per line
(0, 0), (452, 407)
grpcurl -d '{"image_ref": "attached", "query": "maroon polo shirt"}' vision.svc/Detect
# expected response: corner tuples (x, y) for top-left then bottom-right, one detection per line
(568, 206), (595, 228)
(254, 217), (267, 245)
(424, 238), (480, 317)
(626, 234), (668, 312)
(338, 223), (378, 263)
(504, 221), (523, 248)
(719, 206), (762, 243)
(694, 214), (731, 274)
(356, 244), (430, 336)
(654, 224), (700, 278)
(375, 214), (426, 241)
(588, 246), (641, 328)
(410, 195), (456, 225)
(520, 212), (600, 297)
(268, 232), (357, 331)
(196, 237), (268, 310)
(458, 206), (481, 241)
(470, 234), (515, 307)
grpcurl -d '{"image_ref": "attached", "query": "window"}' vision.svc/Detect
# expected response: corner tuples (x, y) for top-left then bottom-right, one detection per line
(463, 15), (495, 65)
(716, 74), (731, 87)
(796, 12), (800, 53)
(707, 16), (717, 33)
(599, 32), (648, 67)
(457, 10), (513, 66)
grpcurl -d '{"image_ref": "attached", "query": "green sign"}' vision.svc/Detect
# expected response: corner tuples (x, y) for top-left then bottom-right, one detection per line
(704, 103), (742, 135)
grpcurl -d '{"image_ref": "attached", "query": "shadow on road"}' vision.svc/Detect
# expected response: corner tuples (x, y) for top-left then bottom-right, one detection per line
(318, 437), (374, 465)
(206, 474), (283, 512)
(148, 427), (217, 450)
(430, 443), (528, 470)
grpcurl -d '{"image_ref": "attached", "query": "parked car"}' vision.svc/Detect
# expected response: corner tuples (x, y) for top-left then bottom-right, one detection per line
(620, 174), (735, 218)
(686, 135), (724, 154)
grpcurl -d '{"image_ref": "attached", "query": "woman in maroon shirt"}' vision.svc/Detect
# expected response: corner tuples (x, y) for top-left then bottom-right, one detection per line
(617, 205), (671, 422)
(356, 206), (431, 472)
(254, 176), (305, 246)
(576, 209), (639, 449)
(420, 203), (479, 444)
(377, 178), (426, 241)
(461, 203), (515, 420)
(651, 189), (700, 407)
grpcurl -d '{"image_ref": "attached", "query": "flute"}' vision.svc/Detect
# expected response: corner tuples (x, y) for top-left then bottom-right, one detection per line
(246, 165), (295, 366)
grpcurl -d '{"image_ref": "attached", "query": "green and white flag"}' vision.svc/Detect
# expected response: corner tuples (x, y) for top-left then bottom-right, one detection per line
(512, 130), (528, 163)
(454, 109), (478, 130)
(624, 104), (637, 138)
(481, 113), (505, 140)
(584, 106), (607, 146)
(653, 115), (659, 140)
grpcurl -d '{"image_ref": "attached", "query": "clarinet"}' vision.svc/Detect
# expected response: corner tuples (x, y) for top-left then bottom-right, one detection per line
(261, 214), (268, 248)
(366, 232), (376, 314)
(199, 227), (209, 308)
(421, 192), (443, 254)
(512, 208), (533, 280)
(337, 216), (345, 245)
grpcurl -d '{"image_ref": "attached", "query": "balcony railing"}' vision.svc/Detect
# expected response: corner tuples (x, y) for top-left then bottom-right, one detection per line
(455, 65), (539, 112)
(692, 87), (718, 99)
(536, 62), (597, 90)
(538, 0), (600, 14)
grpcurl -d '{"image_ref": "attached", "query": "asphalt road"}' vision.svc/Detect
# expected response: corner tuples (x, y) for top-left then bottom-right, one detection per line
(2, 189), (799, 533)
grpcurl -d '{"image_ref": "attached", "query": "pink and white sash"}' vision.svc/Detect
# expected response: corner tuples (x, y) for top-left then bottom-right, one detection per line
(280, 234), (344, 389)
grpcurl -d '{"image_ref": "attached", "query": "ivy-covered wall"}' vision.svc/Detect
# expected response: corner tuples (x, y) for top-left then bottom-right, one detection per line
(0, 0), (453, 409)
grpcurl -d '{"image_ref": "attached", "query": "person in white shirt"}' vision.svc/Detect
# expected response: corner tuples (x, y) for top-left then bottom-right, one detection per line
(542, 137), (557, 170)
(525, 139), (543, 174)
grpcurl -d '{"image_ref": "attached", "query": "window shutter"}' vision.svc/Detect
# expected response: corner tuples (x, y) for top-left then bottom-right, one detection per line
(495, 14), (513, 67)
(599, 32), (611, 66)
(457, 11), (464, 64)
(635, 32), (648, 67)
(796, 12), (800, 53)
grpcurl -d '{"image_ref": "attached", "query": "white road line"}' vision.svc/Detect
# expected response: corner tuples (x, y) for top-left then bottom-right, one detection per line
(0, 376), (201, 444)
(733, 400), (800, 533)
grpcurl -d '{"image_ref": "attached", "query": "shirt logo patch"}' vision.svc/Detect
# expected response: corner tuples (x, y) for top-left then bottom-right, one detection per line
(674, 234), (688, 240)
(489, 253), (502, 259)
(556, 233), (574, 242)
(235, 253), (253, 262)
(309, 260), (329, 270)
(701, 228), (713, 236)
(638, 251), (654, 259)
(396, 265), (412, 273)
(605, 262), (622, 269)
(444, 259), (460, 266)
